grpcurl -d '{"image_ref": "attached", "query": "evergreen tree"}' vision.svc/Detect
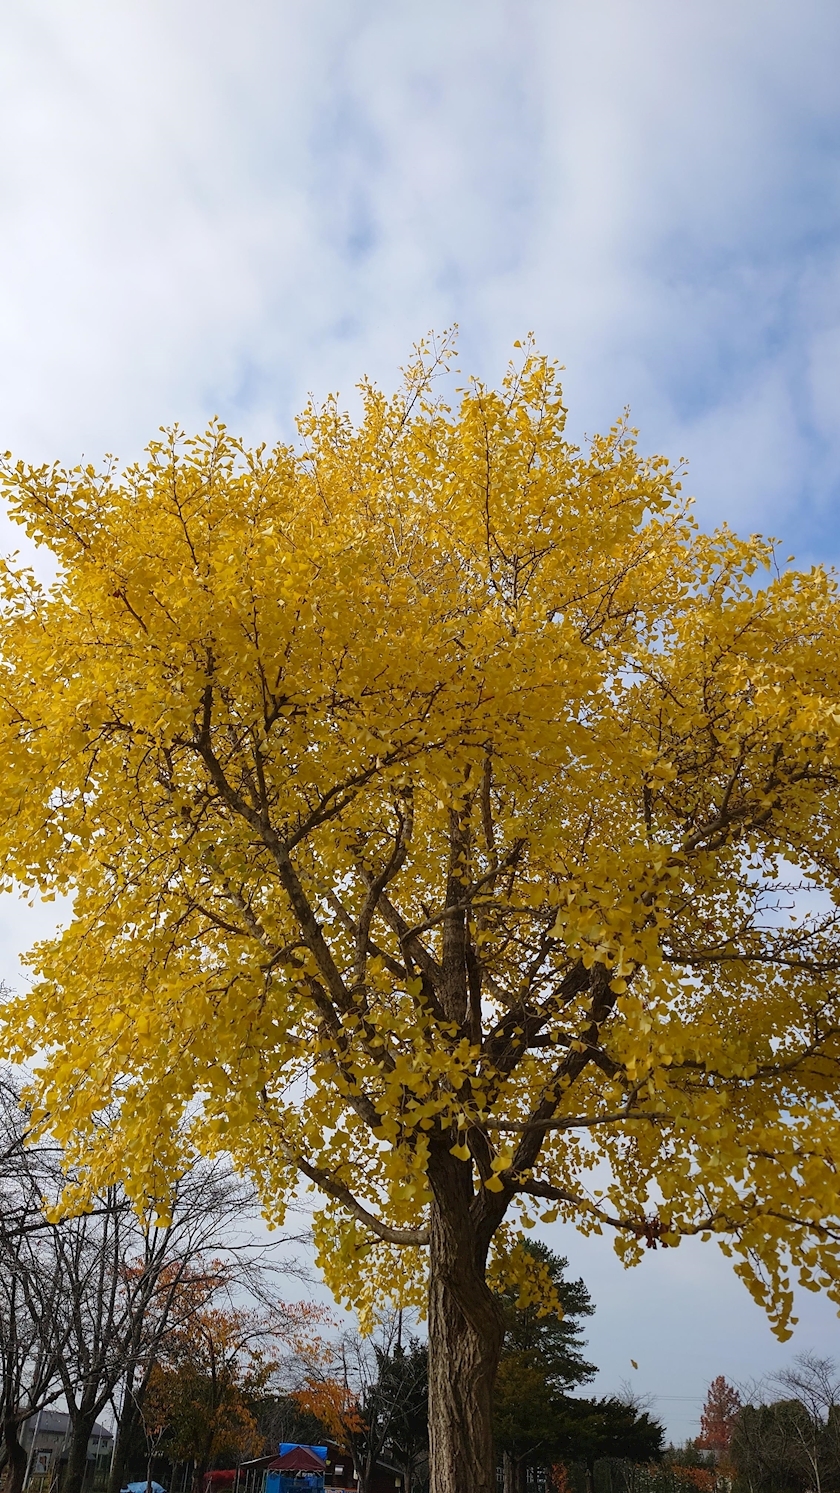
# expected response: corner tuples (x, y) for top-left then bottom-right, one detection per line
(492, 1242), (596, 1491)
(496, 1241), (596, 1394)
(369, 1338), (429, 1493)
(554, 1397), (663, 1493)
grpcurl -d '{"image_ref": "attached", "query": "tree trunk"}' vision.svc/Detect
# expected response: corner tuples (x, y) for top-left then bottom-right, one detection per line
(426, 1160), (504, 1493)
(3, 1417), (29, 1493)
(360, 1443), (377, 1493)
(192, 1458), (211, 1493)
(62, 1411), (98, 1493)
(107, 1397), (140, 1493)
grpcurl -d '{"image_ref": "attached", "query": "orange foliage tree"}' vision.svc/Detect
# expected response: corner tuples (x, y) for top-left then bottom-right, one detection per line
(669, 1470), (716, 1492)
(697, 1375), (741, 1461)
(292, 1333), (371, 1490)
(146, 1299), (322, 1491)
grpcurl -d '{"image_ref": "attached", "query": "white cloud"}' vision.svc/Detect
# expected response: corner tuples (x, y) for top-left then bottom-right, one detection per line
(2, 0), (838, 546)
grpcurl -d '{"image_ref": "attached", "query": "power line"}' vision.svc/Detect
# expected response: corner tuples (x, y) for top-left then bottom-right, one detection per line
(604, 1388), (705, 1403)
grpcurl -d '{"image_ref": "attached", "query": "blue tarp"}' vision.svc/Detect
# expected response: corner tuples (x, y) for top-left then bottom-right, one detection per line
(266, 1444), (328, 1492)
(266, 1476), (323, 1493)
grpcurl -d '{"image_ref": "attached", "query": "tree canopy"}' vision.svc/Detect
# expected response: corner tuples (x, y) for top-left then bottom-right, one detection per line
(3, 339), (840, 1487)
(553, 1396), (664, 1484)
(494, 1240), (594, 1393)
(697, 1374), (740, 1457)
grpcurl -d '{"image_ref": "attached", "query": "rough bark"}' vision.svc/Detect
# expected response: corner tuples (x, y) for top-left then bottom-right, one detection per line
(3, 1417), (28, 1493)
(427, 1150), (503, 1493)
(62, 1409), (98, 1493)
(106, 1395), (140, 1493)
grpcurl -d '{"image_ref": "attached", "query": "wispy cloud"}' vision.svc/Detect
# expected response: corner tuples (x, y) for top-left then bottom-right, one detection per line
(3, 0), (838, 562)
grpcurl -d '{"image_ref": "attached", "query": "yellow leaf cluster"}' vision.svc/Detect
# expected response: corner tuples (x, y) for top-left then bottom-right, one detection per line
(1, 340), (839, 1334)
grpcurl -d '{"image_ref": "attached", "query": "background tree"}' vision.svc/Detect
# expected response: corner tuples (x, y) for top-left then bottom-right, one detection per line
(0, 1073), (67, 1493)
(254, 1391), (331, 1459)
(644, 1452), (717, 1493)
(39, 1165), (296, 1493)
(292, 1316), (428, 1493)
(491, 1240), (595, 1492)
(771, 1353), (840, 1493)
(553, 1397), (664, 1493)
(104, 1162), (288, 1493)
(6, 345), (840, 1492)
(493, 1358), (557, 1493)
(729, 1402), (792, 1493)
(657, 1440), (718, 1492)
(729, 1360), (840, 1493)
(0, 1074), (304, 1493)
(291, 1354), (367, 1473)
(368, 1335), (429, 1493)
(697, 1375), (740, 1469)
(145, 1305), (278, 1492)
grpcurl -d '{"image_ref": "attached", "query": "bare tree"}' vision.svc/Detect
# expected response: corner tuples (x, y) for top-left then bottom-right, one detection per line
(730, 1358), (840, 1493)
(102, 1162), (285, 1493)
(292, 1312), (428, 1493)
(39, 1165), (304, 1493)
(771, 1353), (840, 1493)
(0, 1070), (308, 1493)
(0, 1072), (72, 1493)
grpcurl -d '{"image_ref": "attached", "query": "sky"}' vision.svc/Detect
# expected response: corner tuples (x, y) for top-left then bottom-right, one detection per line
(2, 0), (840, 1443)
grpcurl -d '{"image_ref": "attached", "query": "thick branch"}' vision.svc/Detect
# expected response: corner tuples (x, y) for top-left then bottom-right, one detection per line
(325, 892), (407, 980)
(509, 965), (619, 1180)
(481, 959), (590, 1074)
(271, 851), (355, 1014)
(368, 884), (444, 989)
(403, 841), (526, 940)
(354, 795), (413, 987)
(441, 804), (470, 1023)
(516, 1179), (724, 1242)
(295, 1159), (429, 1247)
(482, 1108), (670, 1132)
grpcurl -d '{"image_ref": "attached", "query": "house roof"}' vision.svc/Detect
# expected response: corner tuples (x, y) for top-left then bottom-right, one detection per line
(271, 1447), (327, 1473)
(26, 1411), (113, 1442)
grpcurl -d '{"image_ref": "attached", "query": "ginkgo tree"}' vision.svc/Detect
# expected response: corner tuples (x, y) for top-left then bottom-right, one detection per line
(2, 338), (840, 1493)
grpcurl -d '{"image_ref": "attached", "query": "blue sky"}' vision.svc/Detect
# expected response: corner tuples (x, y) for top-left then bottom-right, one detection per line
(2, 0), (840, 1442)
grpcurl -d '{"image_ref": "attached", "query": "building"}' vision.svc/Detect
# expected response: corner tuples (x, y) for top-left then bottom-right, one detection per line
(231, 1442), (405, 1493)
(21, 1410), (114, 1487)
